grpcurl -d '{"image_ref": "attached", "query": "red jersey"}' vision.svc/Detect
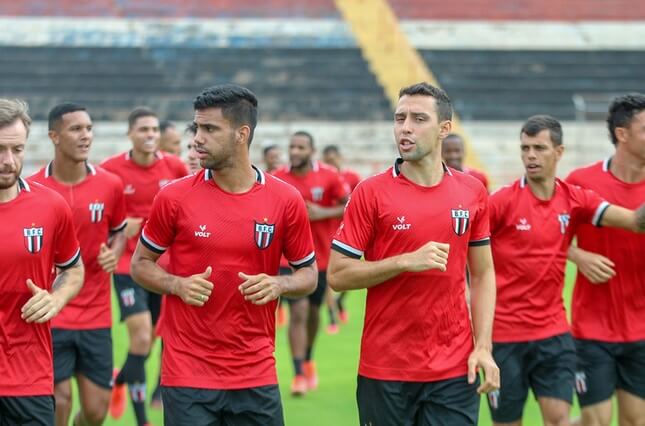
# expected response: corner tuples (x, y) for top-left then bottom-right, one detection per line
(29, 162), (127, 329)
(566, 158), (645, 342)
(0, 178), (81, 396)
(273, 161), (347, 270)
(100, 150), (188, 274)
(332, 160), (490, 382)
(141, 167), (315, 390)
(464, 167), (489, 192)
(489, 176), (608, 342)
(341, 169), (361, 192)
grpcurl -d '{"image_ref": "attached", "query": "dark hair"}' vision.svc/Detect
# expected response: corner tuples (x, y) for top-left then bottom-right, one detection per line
(322, 145), (340, 156)
(399, 82), (452, 122)
(521, 115), (563, 146)
(193, 84), (258, 145)
(443, 133), (464, 143)
(128, 107), (157, 131)
(263, 144), (279, 156)
(291, 131), (314, 148)
(160, 120), (175, 133)
(48, 103), (87, 131)
(607, 93), (645, 145)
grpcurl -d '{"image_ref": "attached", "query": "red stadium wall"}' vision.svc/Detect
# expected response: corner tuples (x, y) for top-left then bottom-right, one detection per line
(1, 0), (644, 20)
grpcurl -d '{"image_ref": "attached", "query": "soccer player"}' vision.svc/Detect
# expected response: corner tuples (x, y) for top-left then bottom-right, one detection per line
(0, 98), (84, 425)
(486, 115), (645, 426)
(129, 84), (317, 425)
(29, 103), (127, 426)
(566, 94), (645, 426)
(158, 120), (182, 156)
(321, 144), (361, 330)
(273, 132), (348, 395)
(184, 124), (200, 174)
(327, 82), (499, 425)
(263, 144), (283, 173)
(101, 107), (188, 426)
(441, 133), (490, 191)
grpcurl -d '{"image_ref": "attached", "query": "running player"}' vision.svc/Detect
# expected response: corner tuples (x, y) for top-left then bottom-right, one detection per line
(321, 144), (361, 331)
(487, 115), (645, 425)
(273, 132), (348, 395)
(327, 82), (499, 425)
(441, 133), (490, 191)
(101, 107), (188, 426)
(0, 98), (84, 425)
(29, 103), (127, 426)
(130, 84), (317, 425)
(566, 94), (645, 426)
(158, 120), (182, 156)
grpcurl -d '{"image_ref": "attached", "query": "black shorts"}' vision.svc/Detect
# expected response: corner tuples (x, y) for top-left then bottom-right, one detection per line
(0, 396), (54, 426)
(113, 274), (162, 325)
(575, 338), (645, 407)
(357, 375), (480, 426)
(53, 328), (113, 389)
(161, 385), (284, 426)
(488, 333), (576, 423)
(280, 268), (326, 307)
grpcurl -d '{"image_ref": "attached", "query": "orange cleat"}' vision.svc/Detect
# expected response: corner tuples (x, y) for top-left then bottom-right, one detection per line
(339, 310), (349, 324)
(277, 305), (287, 328)
(109, 368), (126, 419)
(303, 361), (319, 391)
(290, 375), (308, 397)
(326, 323), (340, 335)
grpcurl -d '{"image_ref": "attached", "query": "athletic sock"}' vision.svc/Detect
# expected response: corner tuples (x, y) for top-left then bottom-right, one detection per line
(337, 293), (346, 313)
(126, 353), (148, 426)
(327, 306), (337, 325)
(305, 346), (313, 362)
(293, 358), (304, 375)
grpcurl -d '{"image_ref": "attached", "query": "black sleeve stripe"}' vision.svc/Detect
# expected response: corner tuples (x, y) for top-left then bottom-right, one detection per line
(110, 220), (127, 233)
(331, 244), (362, 259)
(289, 255), (316, 269)
(140, 235), (166, 254)
(56, 249), (81, 270)
(594, 202), (611, 227)
(469, 238), (491, 247)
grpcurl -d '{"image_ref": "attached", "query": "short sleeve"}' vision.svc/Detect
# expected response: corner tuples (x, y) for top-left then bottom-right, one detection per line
(54, 199), (81, 269)
(331, 182), (375, 259)
(140, 189), (178, 254)
(109, 179), (128, 233)
(488, 189), (506, 236)
(568, 184), (610, 227)
(469, 186), (491, 246)
(283, 193), (316, 269)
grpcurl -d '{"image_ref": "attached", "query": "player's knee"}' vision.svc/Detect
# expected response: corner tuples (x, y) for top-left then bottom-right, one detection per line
(619, 411), (645, 426)
(131, 328), (152, 352)
(55, 385), (72, 411)
(82, 405), (109, 426)
(581, 408), (611, 426)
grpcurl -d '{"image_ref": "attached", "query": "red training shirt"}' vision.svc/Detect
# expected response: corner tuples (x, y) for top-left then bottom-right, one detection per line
(29, 162), (127, 329)
(141, 167), (315, 389)
(489, 176), (608, 342)
(332, 160), (490, 382)
(100, 150), (188, 274)
(0, 178), (81, 396)
(463, 167), (489, 192)
(566, 158), (645, 342)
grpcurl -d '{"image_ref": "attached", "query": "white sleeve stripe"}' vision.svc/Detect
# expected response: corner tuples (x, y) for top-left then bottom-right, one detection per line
(110, 219), (127, 232)
(331, 239), (364, 257)
(289, 251), (315, 266)
(55, 247), (81, 268)
(592, 201), (611, 226)
(141, 230), (168, 252)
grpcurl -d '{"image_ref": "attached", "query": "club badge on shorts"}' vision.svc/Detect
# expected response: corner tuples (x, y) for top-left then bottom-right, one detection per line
(24, 225), (44, 254)
(451, 208), (470, 236)
(254, 221), (275, 250)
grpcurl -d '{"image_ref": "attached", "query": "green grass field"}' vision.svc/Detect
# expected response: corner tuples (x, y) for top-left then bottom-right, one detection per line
(82, 262), (618, 425)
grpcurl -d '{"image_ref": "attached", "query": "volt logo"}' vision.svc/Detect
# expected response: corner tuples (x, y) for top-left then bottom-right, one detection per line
(194, 224), (211, 238)
(392, 216), (411, 231)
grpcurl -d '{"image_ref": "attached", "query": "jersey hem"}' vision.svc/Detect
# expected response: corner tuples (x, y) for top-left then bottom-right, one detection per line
(161, 374), (278, 390)
(358, 364), (469, 383)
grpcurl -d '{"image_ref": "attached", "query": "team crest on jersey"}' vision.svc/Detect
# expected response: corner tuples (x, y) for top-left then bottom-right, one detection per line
(89, 201), (105, 223)
(558, 213), (570, 234)
(254, 221), (275, 250)
(311, 187), (324, 202)
(451, 209), (470, 236)
(24, 225), (44, 254)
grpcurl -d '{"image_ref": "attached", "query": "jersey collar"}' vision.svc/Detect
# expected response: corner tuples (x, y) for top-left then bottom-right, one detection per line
(45, 161), (96, 178)
(602, 157), (612, 172)
(391, 158), (453, 178)
(17, 177), (31, 193)
(204, 165), (266, 185)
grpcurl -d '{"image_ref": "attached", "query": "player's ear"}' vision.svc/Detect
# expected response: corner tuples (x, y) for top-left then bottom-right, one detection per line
(438, 119), (452, 140)
(555, 143), (565, 160)
(236, 125), (251, 147)
(48, 130), (59, 146)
